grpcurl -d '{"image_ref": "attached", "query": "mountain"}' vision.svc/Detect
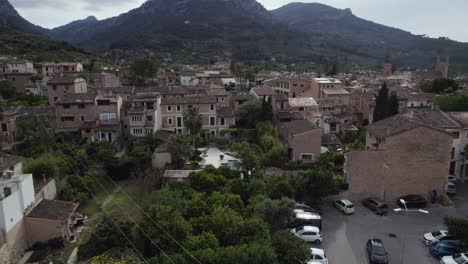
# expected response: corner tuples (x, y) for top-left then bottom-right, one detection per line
(47, 0), (308, 62)
(271, 2), (468, 71)
(0, 0), (46, 34)
(0, 0), (92, 61)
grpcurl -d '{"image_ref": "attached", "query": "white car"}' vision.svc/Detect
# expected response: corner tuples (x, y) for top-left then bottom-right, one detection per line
(291, 226), (322, 244)
(308, 248), (328, 264)
(424, 230), (449, 245)
(448, 175), (457, 183)
(440, 253), (468, 264)
(446, 182), (457, 195)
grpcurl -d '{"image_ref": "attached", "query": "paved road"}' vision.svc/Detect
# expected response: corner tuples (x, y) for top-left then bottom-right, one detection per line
(319, 183), (468, 264)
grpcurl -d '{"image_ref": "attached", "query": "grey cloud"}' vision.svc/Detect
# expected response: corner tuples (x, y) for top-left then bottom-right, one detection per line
(81, 0), (142, 12)
(10, 0), (72, 9)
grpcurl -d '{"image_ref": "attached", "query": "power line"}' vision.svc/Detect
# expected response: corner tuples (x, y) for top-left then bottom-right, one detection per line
(39, 113), (202, 264)
(37, 120), (176, 264)
(32, 123), (148, 264)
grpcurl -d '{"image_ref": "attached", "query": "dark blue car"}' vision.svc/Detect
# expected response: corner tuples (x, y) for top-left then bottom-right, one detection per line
(429, 241), (462, 259)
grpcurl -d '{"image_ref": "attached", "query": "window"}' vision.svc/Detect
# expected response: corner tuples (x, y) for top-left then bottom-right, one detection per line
(100, 114), (110, 121)
(220, 118), (225, 126)
(452, 132), (460, 139)
(78, 104), (85, 109)
(81, 116), (85, 121)
(210, 117), (215, 126)
(146, 128), (153, 135)
(52, 85), (57, 91)
(109, 113), (117, 120)
(54, 97), (58, 102)
(210, 105), (215, 111)
(131, 116), (143, 122)
(85, 129), (91, 133)
(1, 123), (7, 132)
(3, 187), (12, 198)
(177, 117), (182, 127)
(168, 118), (173, 125)
(301, 154), (315, 161)
(176, 105), (181, 112)
(147, 115), (153, 122)
(61, 116), (75, 122)
(167, 106), (172, 112)
(133, 128), (143, 135)
(97, 100), (110, 106)
(63, 104), (70, 109)
(451, 148), (455, 160)
(147, 102), (155, 110)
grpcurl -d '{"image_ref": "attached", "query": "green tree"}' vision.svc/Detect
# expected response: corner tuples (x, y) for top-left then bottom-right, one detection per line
(373, 82), (389, 122)
(231, 142), (260, 171)
(168, 134), (193, 168)
(78, 217), (133, 260)
(291, 169), (340, 201)
(421, 78), (458, 94)
(388, 91), (399, 116)
(251, 196), (294, 230)
(90, 249), (144, 264)
(444, 216), (468, 247)
(265, 143), (289, 167)
(266, 178), (295, 200)
(129, 59), (159, 83)
(236, 99), (265, 128)
(271, 230), (311, 264)
(0, 80), (16, 99)
(189, 170), (228, 195)
(433, 95), (468, 111)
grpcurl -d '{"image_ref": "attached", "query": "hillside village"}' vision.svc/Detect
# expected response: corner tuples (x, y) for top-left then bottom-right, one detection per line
(1, 0), (468, 263)
(0, 53), (467, 263)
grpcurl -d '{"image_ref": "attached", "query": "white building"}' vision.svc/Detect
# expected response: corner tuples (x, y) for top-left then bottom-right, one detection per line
(128, 92), (162, 137)
(0, 154), (35, 263)
(0, 59), (35, 74)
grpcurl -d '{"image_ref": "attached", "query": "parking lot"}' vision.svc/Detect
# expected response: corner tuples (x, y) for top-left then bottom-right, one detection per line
(318, 183), (468, 264)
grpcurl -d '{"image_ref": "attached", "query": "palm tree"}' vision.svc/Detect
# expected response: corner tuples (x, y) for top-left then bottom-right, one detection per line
(168, 134), (193, 168)
(183, 106), (202, 149)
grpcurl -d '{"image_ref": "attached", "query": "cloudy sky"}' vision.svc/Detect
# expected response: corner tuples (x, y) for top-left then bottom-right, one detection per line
(10, 0), (468, 42)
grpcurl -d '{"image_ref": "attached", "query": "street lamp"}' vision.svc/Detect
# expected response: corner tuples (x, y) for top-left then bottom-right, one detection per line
(393, 199), (429, 214)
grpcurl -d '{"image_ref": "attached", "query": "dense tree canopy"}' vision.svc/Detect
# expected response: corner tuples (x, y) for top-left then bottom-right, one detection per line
(421, 78), (458, 94)
(136, 167), (311, 263)
(433, 95), (468, 111)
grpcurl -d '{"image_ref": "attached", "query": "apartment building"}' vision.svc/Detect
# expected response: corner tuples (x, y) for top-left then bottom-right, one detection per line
(55, 93), (97, 131)
(41, 62), (83, 77)
(264, 77), (314, 98)
(160, 95), (222, 137)
(80, 94), (123, 148)
(47, 75), (87, 106)
(0, 59), (35, 74)
(127, 92), (162, 137)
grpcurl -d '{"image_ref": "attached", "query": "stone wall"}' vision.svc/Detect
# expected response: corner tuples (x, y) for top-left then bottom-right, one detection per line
(346, 126), (453, 202)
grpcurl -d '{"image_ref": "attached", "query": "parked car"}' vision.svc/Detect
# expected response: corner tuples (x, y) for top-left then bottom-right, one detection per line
(423, 230), (449, 245)
(397, 194), (427, 208)
(448, 175), (457, 183)
(296, 203), (321, 214)
(308, 248), (328, 264)
(288, 211), (322, 229)
(362, 198), (388, 215)
(430, 241), (463, 259)
(291, 226), (322, 244)
(440, 253), (468, 264)
(366, 238), (389, 264)
(446, 182), (457, 195)
(430, 235), (460, 246)
(334, 199), (354, 215)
